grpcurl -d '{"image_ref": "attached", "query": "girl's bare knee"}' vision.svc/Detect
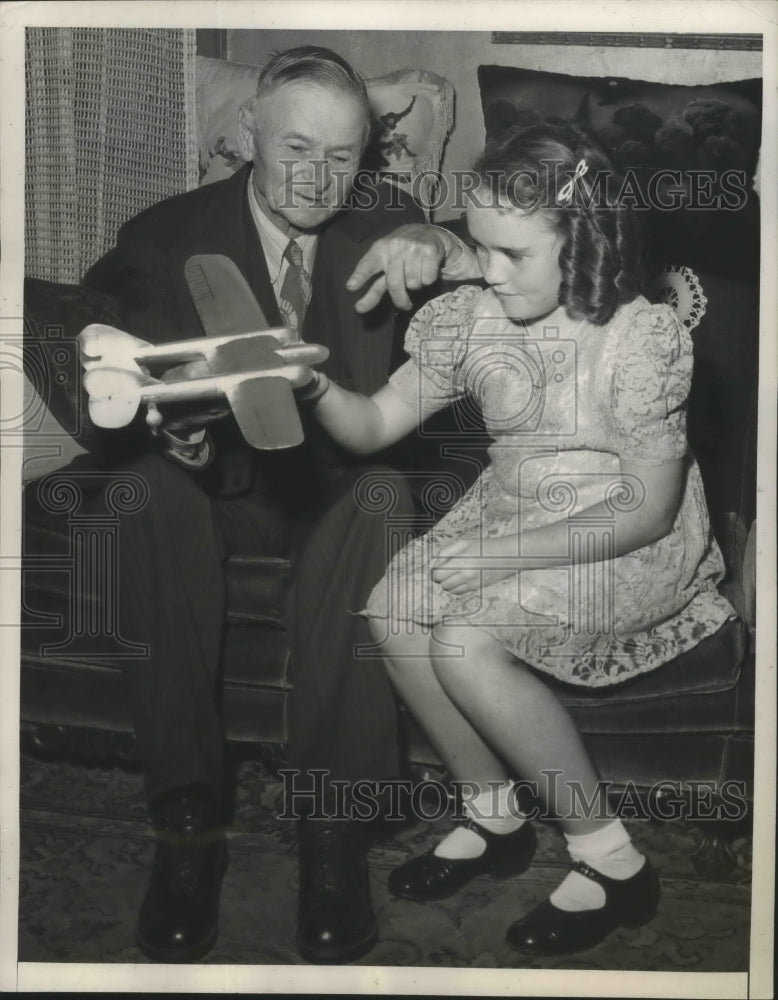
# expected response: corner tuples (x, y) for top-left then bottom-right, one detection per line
(433, 624), (497, 658)
(430, 624), (491, 680)
(430, 624), (522, 690)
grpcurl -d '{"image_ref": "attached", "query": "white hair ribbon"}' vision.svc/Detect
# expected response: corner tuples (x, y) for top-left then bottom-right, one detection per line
(558, 159), (589, 205)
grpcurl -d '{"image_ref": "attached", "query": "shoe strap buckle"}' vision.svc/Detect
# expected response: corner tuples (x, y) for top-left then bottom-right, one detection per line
(570, 859), (610, 888)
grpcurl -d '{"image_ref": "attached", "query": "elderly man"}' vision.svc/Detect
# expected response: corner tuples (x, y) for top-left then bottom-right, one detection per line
(84, 45), (467, 965)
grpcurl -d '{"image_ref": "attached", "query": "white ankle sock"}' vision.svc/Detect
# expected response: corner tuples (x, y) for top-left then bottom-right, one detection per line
(434, 783), (526, 860)
(433, 825), (489, 860)
(550, 819), (645, 912)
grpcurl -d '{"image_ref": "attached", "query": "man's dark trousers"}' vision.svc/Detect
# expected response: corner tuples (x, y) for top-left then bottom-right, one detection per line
(115, 448), (411, 806)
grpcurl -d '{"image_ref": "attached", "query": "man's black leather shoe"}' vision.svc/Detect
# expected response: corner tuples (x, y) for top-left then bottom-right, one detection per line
(506, 857), (660, 955)
(136, 786), (227, 963)
(296, 819), (378, 964)
(388, 820), (536, 901)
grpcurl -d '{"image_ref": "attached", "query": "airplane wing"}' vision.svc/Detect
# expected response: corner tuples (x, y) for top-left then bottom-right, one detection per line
(185, 254), (271, 337)
(184, 253), (308, 450)
(207, 335), (286, 376)
(225, 376), (304, 451)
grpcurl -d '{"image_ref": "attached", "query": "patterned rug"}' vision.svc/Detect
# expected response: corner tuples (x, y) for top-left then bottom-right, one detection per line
(18, 753), (752, 971)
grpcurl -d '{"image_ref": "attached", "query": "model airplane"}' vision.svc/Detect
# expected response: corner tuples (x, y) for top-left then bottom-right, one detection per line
(78, 255), (329, 450)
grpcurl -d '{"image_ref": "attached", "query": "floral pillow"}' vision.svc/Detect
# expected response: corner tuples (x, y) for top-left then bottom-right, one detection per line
(196, 57), (454, 212)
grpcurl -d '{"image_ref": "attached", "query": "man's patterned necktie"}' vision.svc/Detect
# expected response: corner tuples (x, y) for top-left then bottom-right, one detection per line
(279, 238), (312, 332)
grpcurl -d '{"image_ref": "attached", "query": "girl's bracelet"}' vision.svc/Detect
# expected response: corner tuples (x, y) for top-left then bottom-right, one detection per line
(295, 371), (332, 404)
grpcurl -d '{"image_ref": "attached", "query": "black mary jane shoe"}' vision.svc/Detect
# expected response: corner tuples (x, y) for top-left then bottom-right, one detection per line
(388, 819), (536, 902)
(296, 819), (379, 965)
(506, 858), (660, 956)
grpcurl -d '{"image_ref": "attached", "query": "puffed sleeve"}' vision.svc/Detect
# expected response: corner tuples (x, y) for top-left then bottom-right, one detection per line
(609, 302), (693, 465)
(387, 284), (481, 421)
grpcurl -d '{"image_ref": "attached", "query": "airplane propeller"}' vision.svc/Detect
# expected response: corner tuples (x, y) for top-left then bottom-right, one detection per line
(82, 366), (150, 427)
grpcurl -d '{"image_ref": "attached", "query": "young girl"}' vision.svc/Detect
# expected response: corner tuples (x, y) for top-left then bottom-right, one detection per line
(295, 122), (735, 955)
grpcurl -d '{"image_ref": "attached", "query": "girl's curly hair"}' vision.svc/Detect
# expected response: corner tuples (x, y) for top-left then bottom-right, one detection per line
(474, 122), (645, 325)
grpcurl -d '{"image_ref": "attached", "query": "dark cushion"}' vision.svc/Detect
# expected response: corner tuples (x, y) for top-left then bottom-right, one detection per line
(554, 619), (747, 733)
(477, 65), (761, 283)
(21, 658), (135, 733)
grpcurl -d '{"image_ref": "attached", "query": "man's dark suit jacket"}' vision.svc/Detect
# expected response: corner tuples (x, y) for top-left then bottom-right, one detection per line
(84, 164), (424, 498)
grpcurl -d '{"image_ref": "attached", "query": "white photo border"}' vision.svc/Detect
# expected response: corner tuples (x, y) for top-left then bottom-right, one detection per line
(1, 2), (775, 996)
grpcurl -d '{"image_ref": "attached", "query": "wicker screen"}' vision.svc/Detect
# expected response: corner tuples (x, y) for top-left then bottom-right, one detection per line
(25, 27), (198, 283)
